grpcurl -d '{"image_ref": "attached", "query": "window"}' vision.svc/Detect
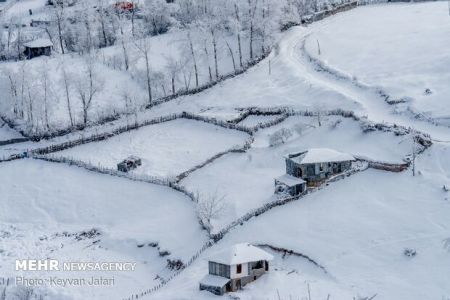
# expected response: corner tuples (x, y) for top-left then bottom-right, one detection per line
(209, 262), (230, 278)
(307, 165), (315, 176)
(236, 264), (242, 274)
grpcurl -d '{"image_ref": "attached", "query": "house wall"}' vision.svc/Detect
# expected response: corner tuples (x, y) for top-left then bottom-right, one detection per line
(229, 261), (269, 291)
(230, 263), (249, 279)
(26, 47), (52, 59)
(199, 283), (225, 296)
(286, 158), (353, 183)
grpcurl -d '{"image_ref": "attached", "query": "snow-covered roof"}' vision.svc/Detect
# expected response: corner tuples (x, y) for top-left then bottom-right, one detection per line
(209, 243), (274, 265)
(290, 148), (355, 164)
(275, 174), (305, 187)
(24, 38), (53, 48)
(199, 274), (230, 287)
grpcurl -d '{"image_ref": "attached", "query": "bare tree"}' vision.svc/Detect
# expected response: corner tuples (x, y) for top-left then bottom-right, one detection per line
(40, 60), (52, 131)
(211, 26), (219, 80)
(225, 40), (237, 73)
(165, 56), (181, 95)
(203, 38), (213, 82)
(247, 0), (258, 61)
(60, 58), (74, 127)
(118, 16), (130, 71)
(196, 191), (226, 229)
(187, 32), (199, 87)
(75, 56), (103, 127)
(52, 0), (66, 54)
(134, 38), (153, 105)
(234, 3), (244, 68)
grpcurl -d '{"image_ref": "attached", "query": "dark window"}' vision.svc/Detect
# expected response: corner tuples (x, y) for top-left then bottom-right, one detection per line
(307, 165), (315, 176)
(237, 264), (242, 274)
(209, 262), (230, 278)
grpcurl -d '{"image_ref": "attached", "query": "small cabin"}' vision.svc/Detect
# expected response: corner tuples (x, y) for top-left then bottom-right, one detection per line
(117, 156), (142, 172)
(285, 148), (355, 185)
(200, 243), (273, 296)
(275, 174), (306, 196)
(23, 38), (53, 59)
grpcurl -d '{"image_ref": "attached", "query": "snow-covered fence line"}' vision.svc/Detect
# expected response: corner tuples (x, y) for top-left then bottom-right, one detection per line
(230, 106), (432, 144)
(122, 240), (214, 300)
(179, 112), (254, 135)
(211, 192), (308, 242)
(280, 1), (358, 31)
(7, 50), (270, 141)
(211, 164), (371, 242)
(252, 114), (290, 131)
(301, 39), (410, 106)
(31, 154), (172, 186)
(354, 156), (410, 173)
(31, 114), (181, 155)
(357, 0), (439, 5)
(30, 112), (253, 156)
(147, 51), (271, 109)
(308, 1), (358, 23)
(230, 107), (291, 124)
(175, 136), (255, 183)
(257, 244), (328, 274)
(0, 137), (29, 146)
(301, 39), (447, 127)
(29, 154), (204, 207)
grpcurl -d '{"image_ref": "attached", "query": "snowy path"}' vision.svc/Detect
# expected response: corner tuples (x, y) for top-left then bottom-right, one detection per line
(270, 26), (450, 142)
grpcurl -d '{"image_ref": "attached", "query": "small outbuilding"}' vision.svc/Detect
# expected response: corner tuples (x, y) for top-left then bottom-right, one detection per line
(200, 243), (273, 296)
(285, 148), (355, 185)
(23, 38), (53, 59)
(117, 156), (142, 172)
(274, 174), (306, 196)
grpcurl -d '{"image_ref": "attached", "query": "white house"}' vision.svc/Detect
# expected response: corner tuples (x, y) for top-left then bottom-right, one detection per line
(199, 243), (273, 295)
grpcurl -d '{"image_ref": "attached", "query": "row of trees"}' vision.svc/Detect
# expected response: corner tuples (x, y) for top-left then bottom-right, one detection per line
(3, 55), (106, 134)
(0, 0), (352, 135)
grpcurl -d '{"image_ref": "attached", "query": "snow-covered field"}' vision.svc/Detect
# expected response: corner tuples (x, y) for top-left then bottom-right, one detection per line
(56, 118), (249, 178)
(1, 2), (450, 300)
(182, 115), (412, 233)
(305, 2), (450, 125)
(0, 159), (207, 300)
(155, 155), (450, 299)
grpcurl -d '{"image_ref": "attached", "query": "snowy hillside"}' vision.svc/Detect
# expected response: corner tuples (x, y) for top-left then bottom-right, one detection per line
(304, 1), (450, 126)
(1, 1), (450, 300)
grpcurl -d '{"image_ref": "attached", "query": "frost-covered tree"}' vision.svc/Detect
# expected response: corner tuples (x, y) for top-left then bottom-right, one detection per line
(142, 0), (174, 36)
(196, 191), (226, 229)
(134, 38), (153, 105)
(74, 55), (103, 126)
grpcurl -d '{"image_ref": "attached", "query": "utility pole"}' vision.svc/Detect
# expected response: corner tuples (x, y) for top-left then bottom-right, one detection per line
(268, 59), (271, 76)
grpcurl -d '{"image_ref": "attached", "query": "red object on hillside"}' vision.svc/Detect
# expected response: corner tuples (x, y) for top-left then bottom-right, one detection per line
(113, 1), (135, 11)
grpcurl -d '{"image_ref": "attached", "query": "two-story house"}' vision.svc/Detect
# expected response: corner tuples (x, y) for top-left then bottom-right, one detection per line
(199, 243), (273, 295)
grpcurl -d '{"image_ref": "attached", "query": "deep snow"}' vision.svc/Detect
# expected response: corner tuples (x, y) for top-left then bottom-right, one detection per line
(55, 118), (249, 178)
